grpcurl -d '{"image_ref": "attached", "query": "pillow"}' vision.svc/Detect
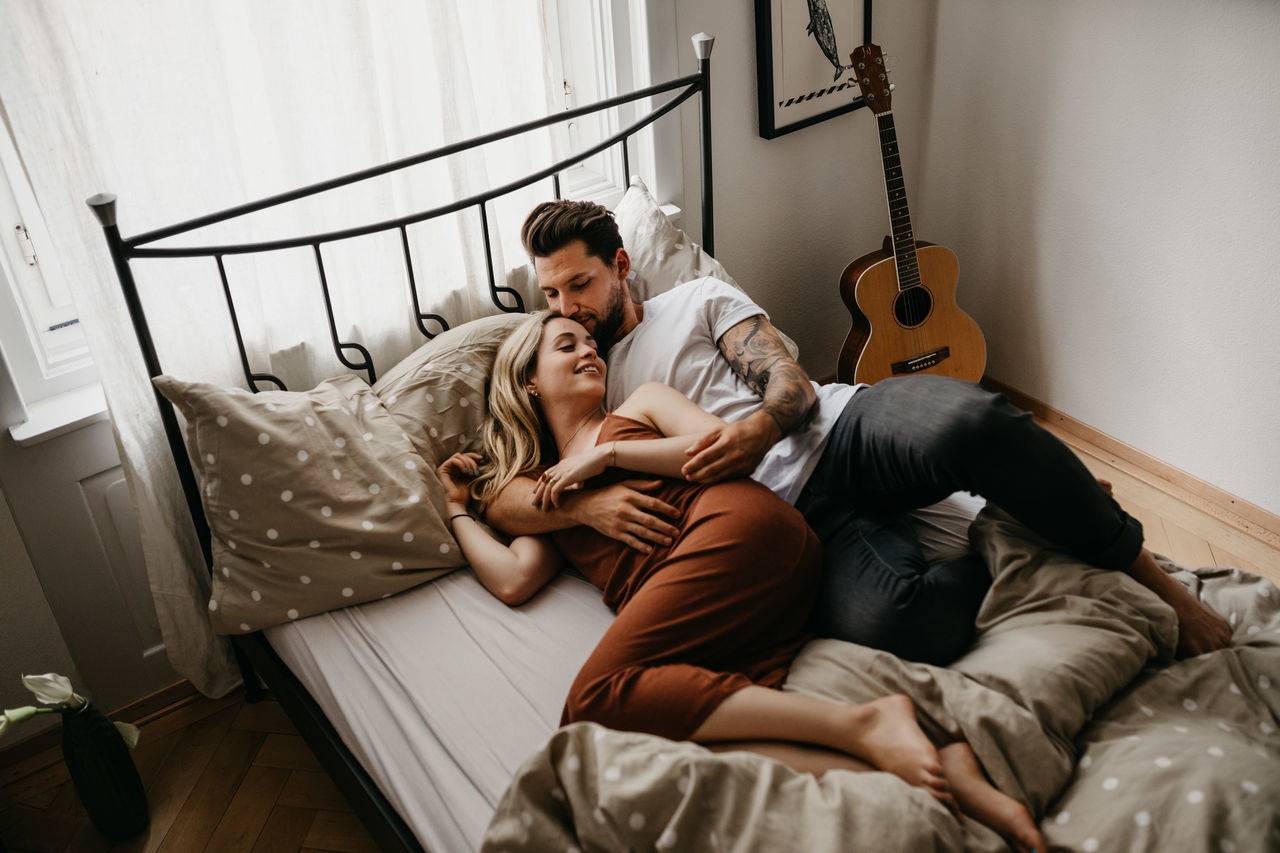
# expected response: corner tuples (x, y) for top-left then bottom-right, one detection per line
(372, 312), (529, 465)
(615, 181), (801, 359)
(154, 374), (464, 634)
(611, 177), (741, 303)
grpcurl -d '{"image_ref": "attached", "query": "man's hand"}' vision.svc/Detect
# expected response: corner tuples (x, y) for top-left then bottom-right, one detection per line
(681, 411), (781, 483)
(571, 479), (682, 553)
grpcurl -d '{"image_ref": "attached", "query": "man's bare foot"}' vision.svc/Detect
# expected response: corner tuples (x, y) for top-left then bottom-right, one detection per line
(846, 695), (955, 812)
(1126, 549), (1232, 657)
(939, 743), (1047, 853)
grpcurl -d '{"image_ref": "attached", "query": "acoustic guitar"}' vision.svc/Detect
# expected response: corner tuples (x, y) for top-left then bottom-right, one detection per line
(835, 43), (987, 386)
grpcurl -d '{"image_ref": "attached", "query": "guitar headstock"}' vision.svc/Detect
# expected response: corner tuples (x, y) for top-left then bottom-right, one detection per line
(850, 44), (891, 114)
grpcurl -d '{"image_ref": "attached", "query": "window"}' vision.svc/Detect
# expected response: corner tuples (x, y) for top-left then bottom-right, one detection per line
(0, 4), (671, 429)
(0, 128), (98, 417)
(542, 0), (682, 211)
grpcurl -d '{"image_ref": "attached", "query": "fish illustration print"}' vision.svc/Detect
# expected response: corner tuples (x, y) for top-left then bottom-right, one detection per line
(805, 0), (848, 81)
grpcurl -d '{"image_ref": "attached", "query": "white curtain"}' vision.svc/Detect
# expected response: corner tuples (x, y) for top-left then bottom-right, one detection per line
(0, 1), (559, 696)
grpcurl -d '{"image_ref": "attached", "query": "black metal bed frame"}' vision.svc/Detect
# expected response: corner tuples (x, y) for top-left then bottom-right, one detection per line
(86, 35), (716, 853)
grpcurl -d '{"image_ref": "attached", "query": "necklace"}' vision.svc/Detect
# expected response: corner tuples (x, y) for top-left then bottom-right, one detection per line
(557, 409), (603, 457)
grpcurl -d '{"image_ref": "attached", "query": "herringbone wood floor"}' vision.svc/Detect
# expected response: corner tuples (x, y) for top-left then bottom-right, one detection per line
(0, 692), (376, 853)
(2, 419), (1276, 852)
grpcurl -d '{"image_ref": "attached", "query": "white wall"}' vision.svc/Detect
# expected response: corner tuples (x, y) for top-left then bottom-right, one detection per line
(0, 484), (82, 740)
(672, 1), (1279, 517)
(917, 0), (1280, 516)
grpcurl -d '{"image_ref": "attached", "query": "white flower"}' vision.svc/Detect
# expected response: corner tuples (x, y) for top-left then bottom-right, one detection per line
(114, 721), (141, 750)
(0, 673), (98, 745)
(1, 706), (48, 741)
(22, 673), (84, 708)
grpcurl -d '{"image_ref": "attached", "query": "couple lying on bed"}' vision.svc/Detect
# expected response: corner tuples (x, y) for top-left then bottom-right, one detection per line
(433, 200), (1232, 852)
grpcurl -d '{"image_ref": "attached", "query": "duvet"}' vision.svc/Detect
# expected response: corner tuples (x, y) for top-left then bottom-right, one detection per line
(484, 508), (1280, 851)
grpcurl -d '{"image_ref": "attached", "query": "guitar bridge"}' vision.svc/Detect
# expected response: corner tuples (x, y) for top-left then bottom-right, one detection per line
(890, 346), (951, 375)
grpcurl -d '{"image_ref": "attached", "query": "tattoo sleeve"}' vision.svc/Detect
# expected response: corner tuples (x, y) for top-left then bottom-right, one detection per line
(718, 316), (817, 435)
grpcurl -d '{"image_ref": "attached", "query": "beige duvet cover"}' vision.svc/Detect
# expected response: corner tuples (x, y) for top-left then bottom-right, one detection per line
(484, 508), (1280, 852)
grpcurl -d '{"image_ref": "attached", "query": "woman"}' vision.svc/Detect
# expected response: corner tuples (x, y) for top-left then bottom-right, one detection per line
(437, 311), (1046, 852)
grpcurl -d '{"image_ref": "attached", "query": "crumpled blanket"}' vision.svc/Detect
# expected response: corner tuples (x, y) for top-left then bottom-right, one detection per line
(483, 508), (1280, 851)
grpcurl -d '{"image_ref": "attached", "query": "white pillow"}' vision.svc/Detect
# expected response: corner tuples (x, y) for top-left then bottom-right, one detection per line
(611, 177), (741, 302)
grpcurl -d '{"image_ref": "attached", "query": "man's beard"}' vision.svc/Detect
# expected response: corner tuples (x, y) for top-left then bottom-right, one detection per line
(574, 280), (629, 353)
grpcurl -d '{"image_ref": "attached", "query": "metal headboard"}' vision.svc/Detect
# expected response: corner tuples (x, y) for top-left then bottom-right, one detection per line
(87, 33), (716, 569)
(85, 35), (715, 853)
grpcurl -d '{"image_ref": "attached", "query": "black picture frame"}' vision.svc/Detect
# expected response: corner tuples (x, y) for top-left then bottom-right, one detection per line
(755, 0), (874, 139)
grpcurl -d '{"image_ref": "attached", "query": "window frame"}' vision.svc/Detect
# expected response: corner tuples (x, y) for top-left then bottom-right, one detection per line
(542, 0), (683, 212)
(0, 127), (98, 419)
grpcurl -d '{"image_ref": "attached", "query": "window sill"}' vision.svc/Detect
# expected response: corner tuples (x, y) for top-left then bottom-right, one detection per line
(8, 383), (108, 447)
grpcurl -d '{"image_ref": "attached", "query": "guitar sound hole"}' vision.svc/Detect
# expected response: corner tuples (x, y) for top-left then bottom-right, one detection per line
(893, 286), (933, 328)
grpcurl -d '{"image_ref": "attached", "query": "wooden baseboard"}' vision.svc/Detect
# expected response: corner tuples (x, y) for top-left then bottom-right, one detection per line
(981, 376), (1280, 554)
(0, 679), (199, 779)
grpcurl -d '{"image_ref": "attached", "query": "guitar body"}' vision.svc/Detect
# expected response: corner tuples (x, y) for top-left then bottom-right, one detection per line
(837, 242), (987, 386)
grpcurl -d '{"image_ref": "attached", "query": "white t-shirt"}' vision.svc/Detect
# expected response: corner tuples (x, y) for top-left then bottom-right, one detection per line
(604, 277), (860, 504)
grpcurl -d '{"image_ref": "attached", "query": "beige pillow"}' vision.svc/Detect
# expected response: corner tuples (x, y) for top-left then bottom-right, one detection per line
(154, 374), (463, 634)
(372, 313), (528, 465)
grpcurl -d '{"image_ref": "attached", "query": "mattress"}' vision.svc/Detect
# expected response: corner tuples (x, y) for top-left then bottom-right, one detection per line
(264, 492), (986, 850)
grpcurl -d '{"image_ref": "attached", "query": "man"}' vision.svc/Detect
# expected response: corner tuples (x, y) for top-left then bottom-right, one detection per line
(484, 200), (1231, 663)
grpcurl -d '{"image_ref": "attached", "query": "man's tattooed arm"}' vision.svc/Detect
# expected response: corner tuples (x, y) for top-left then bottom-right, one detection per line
(718, 315), (817, 436)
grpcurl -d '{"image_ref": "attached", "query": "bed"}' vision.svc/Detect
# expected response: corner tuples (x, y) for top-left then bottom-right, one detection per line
(87, 33), (1280, 853)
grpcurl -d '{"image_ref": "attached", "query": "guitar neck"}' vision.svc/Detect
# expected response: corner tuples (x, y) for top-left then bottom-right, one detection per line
(876, 111), (920, 290)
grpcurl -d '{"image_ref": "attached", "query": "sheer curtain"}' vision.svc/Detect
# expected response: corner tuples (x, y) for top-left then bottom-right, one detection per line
(0, 1), (559, 696)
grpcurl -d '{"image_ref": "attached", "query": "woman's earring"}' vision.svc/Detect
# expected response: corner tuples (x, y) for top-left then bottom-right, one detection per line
(527, 387), (539, 398)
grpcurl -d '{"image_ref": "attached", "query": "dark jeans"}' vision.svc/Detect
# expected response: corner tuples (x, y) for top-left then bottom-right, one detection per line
(795, 375), (1144, 666)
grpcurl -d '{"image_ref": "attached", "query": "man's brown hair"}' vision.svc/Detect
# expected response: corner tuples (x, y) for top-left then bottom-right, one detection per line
(520, 200), (624, 265)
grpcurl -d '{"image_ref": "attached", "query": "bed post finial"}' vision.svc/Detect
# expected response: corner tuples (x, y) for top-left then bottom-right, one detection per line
(87, 193), (119, 228)
(691, 32), (715, 60)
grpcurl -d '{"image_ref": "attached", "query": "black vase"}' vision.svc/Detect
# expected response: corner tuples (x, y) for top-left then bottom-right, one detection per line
(60, 702), (149, 841)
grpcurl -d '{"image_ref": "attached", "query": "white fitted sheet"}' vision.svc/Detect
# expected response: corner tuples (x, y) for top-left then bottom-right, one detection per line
(266, 569), (614, 851)
(263, 491), (986, 851)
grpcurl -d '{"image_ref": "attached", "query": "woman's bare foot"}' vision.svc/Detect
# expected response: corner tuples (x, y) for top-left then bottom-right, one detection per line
(1126, 549), (1232, 657)
(846, 695), (956, 812)
(939, 742), (1046, 853)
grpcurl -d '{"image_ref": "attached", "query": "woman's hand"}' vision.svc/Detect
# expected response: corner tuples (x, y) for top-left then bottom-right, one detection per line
(436, 452), (483, 508)
(532, 445), (610, 510)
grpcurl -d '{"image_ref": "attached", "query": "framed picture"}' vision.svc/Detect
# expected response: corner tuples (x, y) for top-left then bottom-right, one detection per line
(755, 0), (874, 139)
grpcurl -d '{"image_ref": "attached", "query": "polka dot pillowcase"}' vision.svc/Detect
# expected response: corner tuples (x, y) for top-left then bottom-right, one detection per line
(372, 312), (528, 465)
(154, 373), (464, 634)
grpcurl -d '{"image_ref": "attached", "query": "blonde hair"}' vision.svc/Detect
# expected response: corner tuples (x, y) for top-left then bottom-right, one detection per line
(472, 311), (557, 510)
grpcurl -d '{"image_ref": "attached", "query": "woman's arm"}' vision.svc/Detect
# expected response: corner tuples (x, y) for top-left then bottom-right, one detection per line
(533, 383), (726, 508)
(482, 474), (681, 553)
(615, 381), (726, 437)
(438, 453), (560, 606)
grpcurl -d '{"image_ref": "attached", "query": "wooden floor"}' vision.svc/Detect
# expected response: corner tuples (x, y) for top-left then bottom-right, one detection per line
(2, 418), (1276, 853)
(0, 692), (376, 853)
(1042, 420), (1278, 583)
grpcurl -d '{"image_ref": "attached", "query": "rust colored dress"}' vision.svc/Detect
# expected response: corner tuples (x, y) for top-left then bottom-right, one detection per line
(553, 414), (822, 741)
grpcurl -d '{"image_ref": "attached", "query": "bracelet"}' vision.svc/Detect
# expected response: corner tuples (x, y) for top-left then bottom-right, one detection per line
(609, 441), (617, 467)
(449, 513), (473, 523)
